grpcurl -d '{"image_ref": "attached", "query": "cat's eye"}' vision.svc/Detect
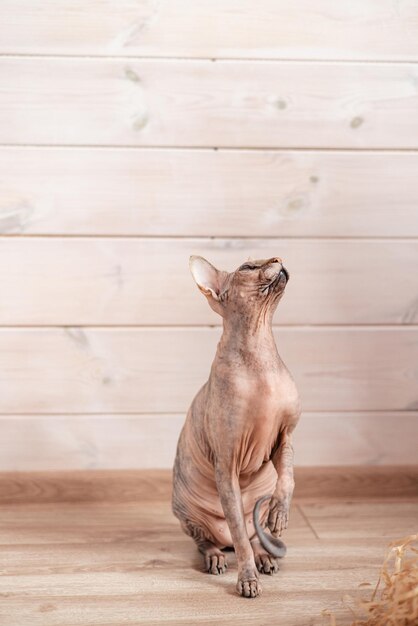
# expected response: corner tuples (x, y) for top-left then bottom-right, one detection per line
(239, 263), (257, 271)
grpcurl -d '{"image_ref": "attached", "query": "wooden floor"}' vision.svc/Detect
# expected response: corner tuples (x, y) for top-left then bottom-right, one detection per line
(0, 468), (417, 626)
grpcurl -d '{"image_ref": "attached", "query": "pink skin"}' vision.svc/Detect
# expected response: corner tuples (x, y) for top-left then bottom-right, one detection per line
(172, 255), (300, 598)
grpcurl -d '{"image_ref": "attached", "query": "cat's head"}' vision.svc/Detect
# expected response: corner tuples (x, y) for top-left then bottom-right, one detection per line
(189, 255), (289, 319)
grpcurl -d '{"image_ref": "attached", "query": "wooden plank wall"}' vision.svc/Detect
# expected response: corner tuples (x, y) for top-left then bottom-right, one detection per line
(0, 1), (417, 470)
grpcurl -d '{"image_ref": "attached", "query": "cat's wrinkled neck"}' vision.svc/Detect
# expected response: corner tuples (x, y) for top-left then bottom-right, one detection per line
(217, 308), (278, 361)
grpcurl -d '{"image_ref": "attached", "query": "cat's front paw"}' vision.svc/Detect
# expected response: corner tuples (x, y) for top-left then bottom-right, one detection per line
(236, 566), (261, 598)
(267, 496), (289, 536)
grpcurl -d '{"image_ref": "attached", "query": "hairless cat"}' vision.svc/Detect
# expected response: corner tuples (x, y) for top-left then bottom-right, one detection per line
(172, 255), (301, 598)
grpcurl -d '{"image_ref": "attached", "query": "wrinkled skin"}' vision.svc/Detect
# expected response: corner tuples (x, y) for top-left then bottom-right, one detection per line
(172, 255), (301, 598)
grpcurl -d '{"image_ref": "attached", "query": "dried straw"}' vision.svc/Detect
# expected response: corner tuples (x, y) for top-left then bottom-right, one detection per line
(322, 534), (418, 626)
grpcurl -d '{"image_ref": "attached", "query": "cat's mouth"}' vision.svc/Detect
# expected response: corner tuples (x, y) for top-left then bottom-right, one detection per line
(272, 266), (289, 287)
(260, 266), (289, 295)
(279, 266), (290, 282)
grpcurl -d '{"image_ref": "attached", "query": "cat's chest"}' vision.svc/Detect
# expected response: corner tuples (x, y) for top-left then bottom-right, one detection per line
(231, 377), (297, 473)
(235, 418), (279, 475)
(238, 369), (298, 418)
(205, 366), (299, 473)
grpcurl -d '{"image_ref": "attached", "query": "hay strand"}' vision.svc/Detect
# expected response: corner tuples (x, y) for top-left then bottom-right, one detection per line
(324, 534), (418, 626)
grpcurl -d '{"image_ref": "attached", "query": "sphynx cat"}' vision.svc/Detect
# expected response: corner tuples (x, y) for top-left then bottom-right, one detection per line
(172, 255), (301, 598)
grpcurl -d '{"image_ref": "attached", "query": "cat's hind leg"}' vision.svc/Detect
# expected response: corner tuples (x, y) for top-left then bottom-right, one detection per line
(183, 519), (228, 575)
(199, 539), (228, 575)
(251, 537), (280, 575)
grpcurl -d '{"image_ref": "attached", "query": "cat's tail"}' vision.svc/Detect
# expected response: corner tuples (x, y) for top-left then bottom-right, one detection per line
(253, 494), (287, 558)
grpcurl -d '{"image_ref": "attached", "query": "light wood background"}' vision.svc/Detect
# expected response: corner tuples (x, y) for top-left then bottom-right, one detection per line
(0, 1), (417, 470)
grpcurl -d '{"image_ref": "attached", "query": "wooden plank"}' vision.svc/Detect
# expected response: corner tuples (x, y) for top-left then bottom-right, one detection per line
(0, 467), (416, 506)
(0, 559), (384, 595)
(294, 466), (418, 500)
(0, 534), (401, 572)
(0, 594), (352, 626)
(0, 469), (173, 505)
(294, 413), (418, 466)
(0, 413), (416, 471)
(0, 538), (387, 576)
(1, 238), (417, 325)
(300, 501), (418, 539)
(2, 148), (418, 237)
(2, 58), (418, 148)
(1, 1), (418, 61)
(0, 328), (416, 413)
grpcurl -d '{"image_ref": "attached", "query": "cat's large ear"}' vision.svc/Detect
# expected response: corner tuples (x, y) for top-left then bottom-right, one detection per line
(189, 255), (227, 301)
